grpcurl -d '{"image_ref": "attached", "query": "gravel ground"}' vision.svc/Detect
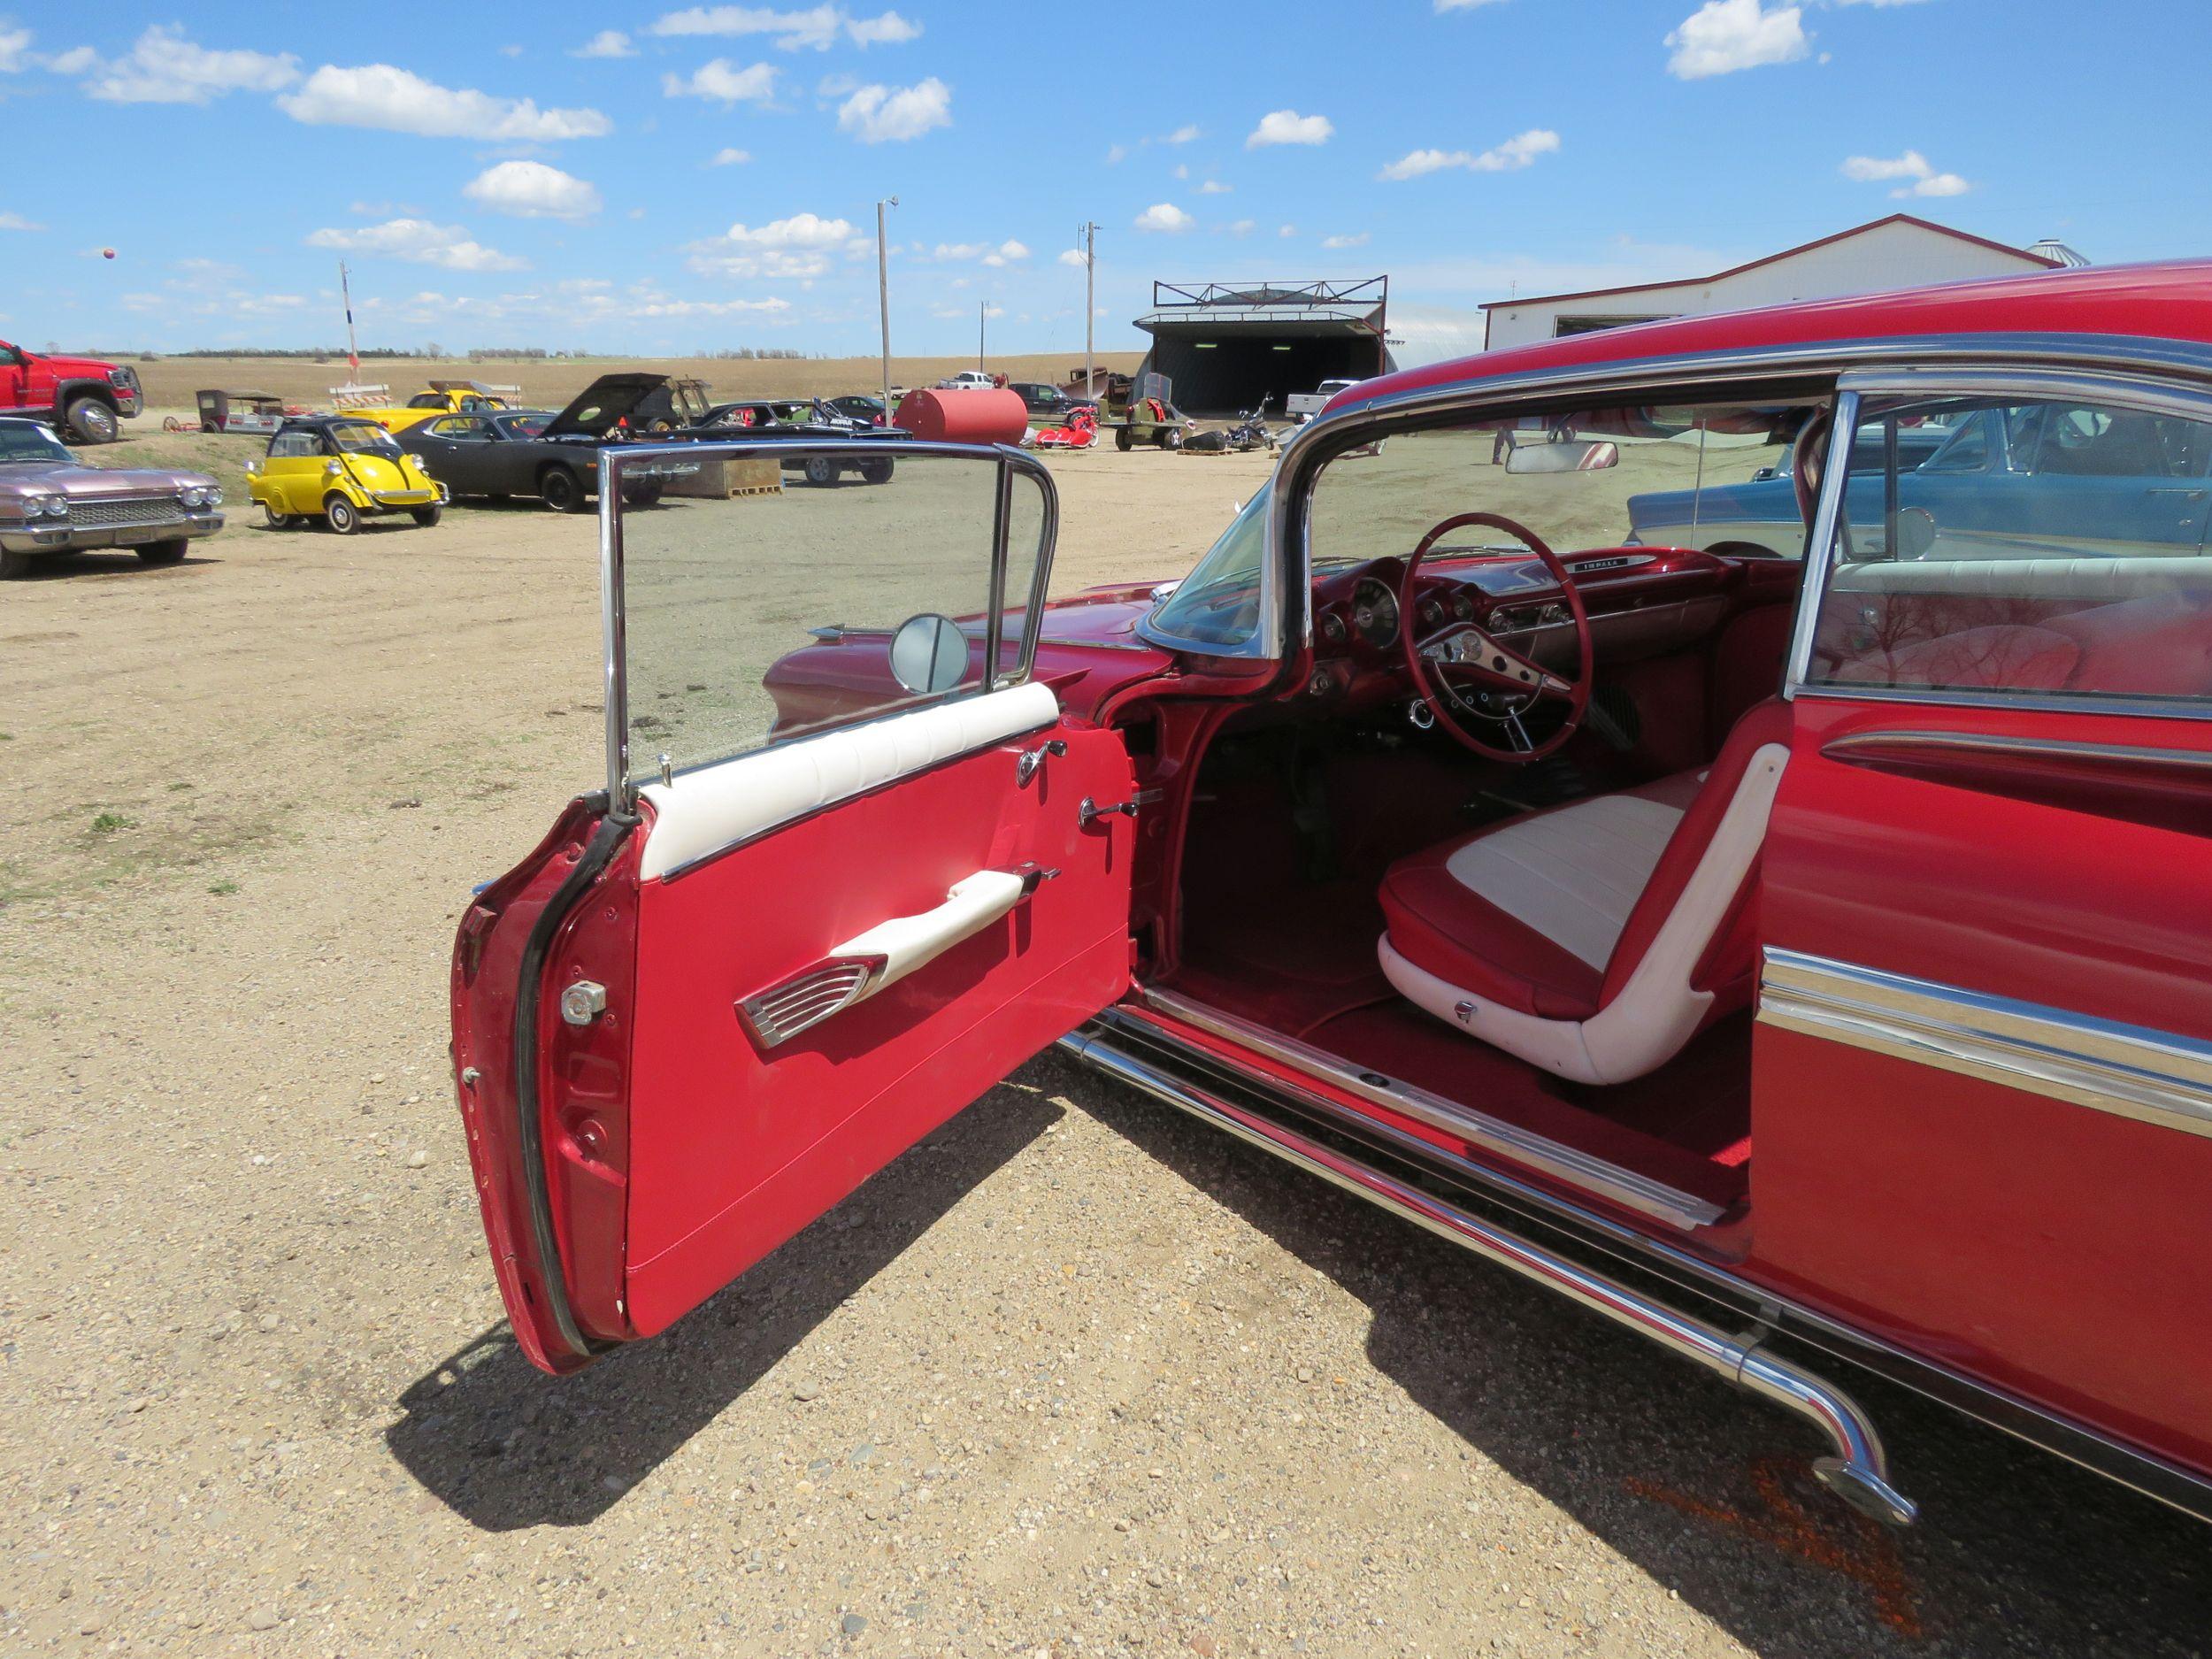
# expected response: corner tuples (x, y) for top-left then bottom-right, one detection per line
(3, 443), (2208, 1657)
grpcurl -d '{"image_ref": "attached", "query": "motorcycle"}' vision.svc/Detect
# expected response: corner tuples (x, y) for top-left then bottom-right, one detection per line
(1184, 399), (1279, 455)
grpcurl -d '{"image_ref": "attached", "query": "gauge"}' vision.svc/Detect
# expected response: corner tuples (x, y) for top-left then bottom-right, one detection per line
(1320, 611), (1348, 646)
(1419, 596), (1445, 629)
(1453, 590), (1477, 622)
(1349, 577), (1401, 649)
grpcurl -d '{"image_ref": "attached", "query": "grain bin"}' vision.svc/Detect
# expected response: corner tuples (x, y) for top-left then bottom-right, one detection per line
(893, 388), (1027, 446)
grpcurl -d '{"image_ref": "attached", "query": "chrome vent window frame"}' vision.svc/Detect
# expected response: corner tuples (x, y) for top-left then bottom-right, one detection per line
(1782, 360), (2212, 719)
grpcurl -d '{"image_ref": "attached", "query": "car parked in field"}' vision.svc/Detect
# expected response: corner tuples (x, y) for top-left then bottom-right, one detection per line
(451, 259), (2212, 1539)
(0, 417), (221, 577)
(399, 373), (675, 512)
(685, 397), (906, 485)
(825, 394), (889, 427)
(247, 415), (445, 534)
(0, 338), (142, 444)
(333, 380), (525, 434)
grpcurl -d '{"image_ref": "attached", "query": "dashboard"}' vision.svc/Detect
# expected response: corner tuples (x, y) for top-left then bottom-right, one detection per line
(1303, 544), (1748, 711)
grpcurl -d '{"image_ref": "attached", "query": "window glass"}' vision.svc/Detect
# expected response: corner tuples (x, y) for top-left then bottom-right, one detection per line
(268, 429), (319, 458)
(1806, 393), (2212, 703)
(0, 422), (70, 463)
(614, 449), (1049, 782)
(1147, 486), (1271, 648)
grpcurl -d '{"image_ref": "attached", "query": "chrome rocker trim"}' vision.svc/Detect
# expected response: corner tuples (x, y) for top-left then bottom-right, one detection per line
(1064, 1002), (2212, 1525)
(1060, 1024), (1916, 1526)
(1759, 948), (2212, 1141)
(1137, 987), (1725, 1230)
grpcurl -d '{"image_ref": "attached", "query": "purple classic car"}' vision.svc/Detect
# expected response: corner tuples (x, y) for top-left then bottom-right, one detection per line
(0, 416), (224, 579)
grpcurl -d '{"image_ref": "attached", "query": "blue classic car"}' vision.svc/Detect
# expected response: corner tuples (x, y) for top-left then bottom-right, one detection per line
(1626, 403), (2212, 562)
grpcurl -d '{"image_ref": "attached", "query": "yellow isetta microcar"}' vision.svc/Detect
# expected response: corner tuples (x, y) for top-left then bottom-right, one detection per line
(246, 415), (446, 534)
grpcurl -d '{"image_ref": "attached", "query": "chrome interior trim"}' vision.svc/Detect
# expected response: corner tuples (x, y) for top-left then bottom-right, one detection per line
(1782, 388), (1862, 695)
(1823, 728), (2212, 772)
(1137, 987), (1726, 1229)
(1060, 1025), (1916, 1526)
(737, 955), (883, 1049)
(1835, 364), (2212, 427)
(1791, 682), (2212, 726)
(1759, 948), (2212, 1140)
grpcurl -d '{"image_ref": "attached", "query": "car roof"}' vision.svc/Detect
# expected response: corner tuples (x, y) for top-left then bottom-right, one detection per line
(1337, 260), (2212, 415)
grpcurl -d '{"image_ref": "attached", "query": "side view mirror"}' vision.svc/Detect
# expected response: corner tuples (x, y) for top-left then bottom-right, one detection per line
(888, 612), (970, 695)
(1504, 438), (1620, 475)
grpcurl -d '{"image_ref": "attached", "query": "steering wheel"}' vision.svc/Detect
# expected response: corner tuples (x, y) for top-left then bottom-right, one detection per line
(1398, 511), (1593, 763)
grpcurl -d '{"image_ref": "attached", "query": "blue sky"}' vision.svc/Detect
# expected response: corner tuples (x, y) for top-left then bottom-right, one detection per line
(2, 0), (2207, 357)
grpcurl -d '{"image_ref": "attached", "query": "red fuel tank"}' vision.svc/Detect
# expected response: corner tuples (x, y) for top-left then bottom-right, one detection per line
(894, 387), (1028, 446)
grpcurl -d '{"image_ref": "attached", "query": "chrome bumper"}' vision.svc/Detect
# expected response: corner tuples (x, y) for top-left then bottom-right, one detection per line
(0, 510), (221, 552)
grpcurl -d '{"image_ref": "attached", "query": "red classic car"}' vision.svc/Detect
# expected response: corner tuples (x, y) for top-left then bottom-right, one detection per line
(449, 260), (2212, 1533)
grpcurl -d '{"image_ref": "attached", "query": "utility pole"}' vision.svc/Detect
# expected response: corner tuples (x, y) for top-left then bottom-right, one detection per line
(876, 196), (897, 420)
(978, 301), (987, 374)
(339, 261), (360, 383)
(1079, 221), (1098, 400)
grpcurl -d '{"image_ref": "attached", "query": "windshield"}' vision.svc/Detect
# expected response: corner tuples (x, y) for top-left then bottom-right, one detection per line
(0, 422), (71, 464)
(496, 414), (549, 439)
(329, 421), (401, 456)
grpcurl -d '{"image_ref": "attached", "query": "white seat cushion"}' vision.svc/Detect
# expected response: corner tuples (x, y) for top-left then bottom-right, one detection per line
(1442, 792), (1686, 971)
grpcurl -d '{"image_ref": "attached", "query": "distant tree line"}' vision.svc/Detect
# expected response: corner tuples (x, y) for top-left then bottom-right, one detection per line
(108, 343), (823, 361)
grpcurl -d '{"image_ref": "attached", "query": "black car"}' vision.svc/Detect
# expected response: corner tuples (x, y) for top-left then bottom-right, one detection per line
(825, 394), (889, 427)
(398, 373), (671, 512)
(1008, 381), (1072, 416)
(684, 398), (907, 486)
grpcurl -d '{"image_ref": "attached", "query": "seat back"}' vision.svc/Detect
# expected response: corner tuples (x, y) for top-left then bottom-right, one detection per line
(1598, 698), (1793, 1011)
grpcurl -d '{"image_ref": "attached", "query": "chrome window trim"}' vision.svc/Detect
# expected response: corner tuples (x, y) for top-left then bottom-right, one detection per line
(1162, 332), (2212, 669)
(599, 439), (1056, 807)
(1782, 361), (2212, 715)
(1822, 726), (2212, 772)
(1136, 987), (1726, 1230)
(1758, 948), (2212, 1141)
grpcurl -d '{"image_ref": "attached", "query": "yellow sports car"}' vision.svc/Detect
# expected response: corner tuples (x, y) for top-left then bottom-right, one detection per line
(329, 379), (524, 434)
(245, 415), (445, 534)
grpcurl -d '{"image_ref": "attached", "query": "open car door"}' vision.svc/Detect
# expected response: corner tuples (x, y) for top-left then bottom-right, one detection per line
(451, 440), (1134, 1372)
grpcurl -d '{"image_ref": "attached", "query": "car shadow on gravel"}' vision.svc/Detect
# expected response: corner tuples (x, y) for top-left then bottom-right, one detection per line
(8, 549), (219, 579)
(1048, 1052), (2212, 1659)
(385, 1079), (1063, 1531)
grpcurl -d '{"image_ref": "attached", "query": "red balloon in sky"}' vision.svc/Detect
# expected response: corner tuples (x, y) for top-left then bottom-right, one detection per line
(101, 248), (116, 260)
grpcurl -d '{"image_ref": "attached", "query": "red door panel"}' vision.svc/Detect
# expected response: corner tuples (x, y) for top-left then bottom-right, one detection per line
(1750, 694), (2212, 1473)
(622, 722), (1133, 1333)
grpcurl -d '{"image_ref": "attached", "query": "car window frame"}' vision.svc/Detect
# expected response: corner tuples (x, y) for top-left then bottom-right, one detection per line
(1785, 364), (2212, 723)
(597, 438), (1058, 804)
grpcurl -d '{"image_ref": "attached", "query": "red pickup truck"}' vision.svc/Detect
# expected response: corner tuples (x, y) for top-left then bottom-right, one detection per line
(0, 338), (142, 444)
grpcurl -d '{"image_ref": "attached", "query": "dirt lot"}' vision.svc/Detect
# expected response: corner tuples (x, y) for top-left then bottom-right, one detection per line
(3, 433), (2209, 1658)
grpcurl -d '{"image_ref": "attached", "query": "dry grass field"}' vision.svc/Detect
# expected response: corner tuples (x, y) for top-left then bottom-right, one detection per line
(131, 350), (1144, 421)
(3, 432), (2208, 1656)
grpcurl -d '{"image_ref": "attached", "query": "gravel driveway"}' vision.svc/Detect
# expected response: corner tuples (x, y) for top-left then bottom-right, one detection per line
(3, 449), (2207, 1656)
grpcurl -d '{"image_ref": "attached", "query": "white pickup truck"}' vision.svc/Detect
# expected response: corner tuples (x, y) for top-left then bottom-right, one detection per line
(1285, 377), (1362, 423)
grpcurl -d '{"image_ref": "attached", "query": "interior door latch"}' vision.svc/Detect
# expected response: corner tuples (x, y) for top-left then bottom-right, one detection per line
(1079, 796), (1139, 828)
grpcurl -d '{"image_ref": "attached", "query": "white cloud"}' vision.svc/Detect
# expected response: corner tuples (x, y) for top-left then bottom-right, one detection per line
(710, 146), (752, 165)
(0, 211), (43, 232)
(1279, 223), (1296, 237)
(1379, 127), (1559, 180)
(79, 25), (299, 104)
(1437, 0), (1509, 8)
(847, 11), (923, 44)
(836, 76), (949, 142)
(1197, 179), (1233, 195)
(663, 58), (778, 104)
(687, 211), (862, 280)
(1134, 203), (1194, 233)
(1229, 219), (1255, 235)
(1321, 232), (1371, 250)
(1665, 0), (1809, 79)
(279, 64), (611, 139)
(1057, 248), (1087, 267)
(1164, 123), (1201, 143)
(729, 211), (856, 248)
(464, 159), (603, 220)
(305, 218), (526, 273)
(651, 6), (921, 49)
(42, 44), (96, 75)
(1104, 143), (1128, 165)
(1842, 149), (1969, 197)
(572, 29), (636, 58)
(983, 239), (1029, 267)
(1246, 109), (1333, 149)
(0, 25), (31, 73)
